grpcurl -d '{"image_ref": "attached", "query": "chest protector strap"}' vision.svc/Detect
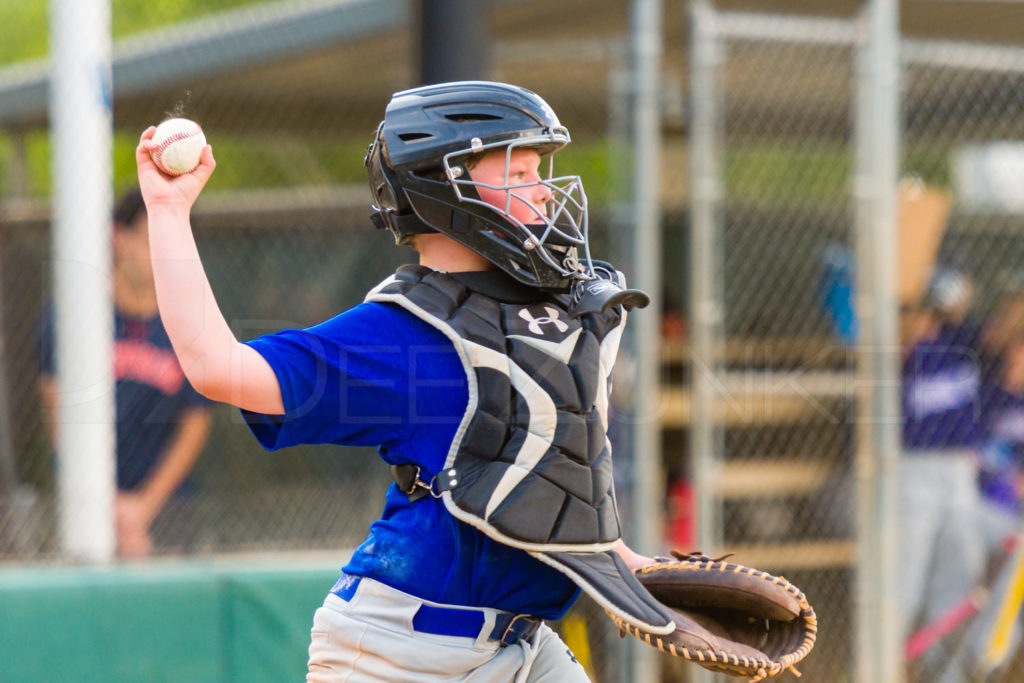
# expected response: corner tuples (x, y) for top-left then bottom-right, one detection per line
(390, 464), (434, 503)
(370, 265), (673, 636)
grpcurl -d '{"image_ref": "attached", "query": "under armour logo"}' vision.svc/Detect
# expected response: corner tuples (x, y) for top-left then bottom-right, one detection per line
(519, 307), (569, 335)
(585, 280), (617, 295)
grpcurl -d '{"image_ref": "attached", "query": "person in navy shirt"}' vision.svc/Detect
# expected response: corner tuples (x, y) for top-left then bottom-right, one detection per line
(134, 83), (656, 682)
(40, 189), (212, 557)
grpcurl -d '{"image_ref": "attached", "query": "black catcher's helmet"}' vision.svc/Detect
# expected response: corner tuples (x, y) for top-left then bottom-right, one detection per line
(365, 81), (591, 292)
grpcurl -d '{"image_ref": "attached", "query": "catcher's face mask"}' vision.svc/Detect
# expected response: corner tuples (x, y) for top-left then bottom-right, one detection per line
(448, 140), (589, 277)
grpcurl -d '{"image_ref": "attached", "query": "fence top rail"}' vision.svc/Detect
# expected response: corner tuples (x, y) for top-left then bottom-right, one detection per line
(711, 9), (1024, 75)
(903, 37), (1024, 73)
(0, 184), (370, 233)
(713, 10), (860, 46)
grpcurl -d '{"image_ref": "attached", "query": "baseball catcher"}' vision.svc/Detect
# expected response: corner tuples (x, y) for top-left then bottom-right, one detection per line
(136, 78), (814, 681)
(137, 80), (658, 681)
(609, 551), (817, 681)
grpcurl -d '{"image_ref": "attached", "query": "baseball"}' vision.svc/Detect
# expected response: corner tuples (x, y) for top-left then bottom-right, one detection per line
(150, 118), (206, 176)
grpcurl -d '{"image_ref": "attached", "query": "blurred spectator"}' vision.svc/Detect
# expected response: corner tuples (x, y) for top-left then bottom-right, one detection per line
(821, 243), (858, 346)
(978, 339), (1024, 524)
(38, 189), (212, 558)
(941, 332), (1024, 679)
(901, 267), (983, 453)
(819, 192), (991, 679)
(819, 178), (990, 679)
(899, 267), (986, 682)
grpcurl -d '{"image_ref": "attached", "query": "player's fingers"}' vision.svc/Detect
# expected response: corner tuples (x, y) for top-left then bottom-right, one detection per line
(190, 145), (216, 184)
(136, 130), (159, 166)
(137, 127), (157, 158)
(137, 125), (163, 149)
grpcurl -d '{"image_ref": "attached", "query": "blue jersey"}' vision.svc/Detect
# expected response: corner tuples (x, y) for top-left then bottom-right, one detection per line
(242, 300), (580, 620)
(40, 307), (209, 491)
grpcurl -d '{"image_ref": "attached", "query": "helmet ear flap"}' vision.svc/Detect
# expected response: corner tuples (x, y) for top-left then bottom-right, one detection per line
(365, 124), (435, 241)
(365, 124), (399, 217)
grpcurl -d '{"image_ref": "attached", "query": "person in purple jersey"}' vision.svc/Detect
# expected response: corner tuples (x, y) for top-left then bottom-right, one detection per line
(40, 189), (212, 558)
(900, 267), (988, 682)
(135, 82), (659, 682)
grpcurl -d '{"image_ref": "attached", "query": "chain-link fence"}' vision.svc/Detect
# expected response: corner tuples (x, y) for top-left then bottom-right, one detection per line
(683, 11), (857, 683)
(686, 5), (1024, 683)
(7, 1), (1024, 682)
(899, 37), (1024, 683)
(0, 0), (639, 558)
(0, 1), (656, 681)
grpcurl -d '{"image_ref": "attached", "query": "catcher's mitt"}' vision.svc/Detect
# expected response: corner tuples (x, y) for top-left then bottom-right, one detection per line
(607, 551), (817, 682)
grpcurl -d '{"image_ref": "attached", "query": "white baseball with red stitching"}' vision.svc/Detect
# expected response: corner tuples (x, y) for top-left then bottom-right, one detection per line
(150, 118), (206, 176)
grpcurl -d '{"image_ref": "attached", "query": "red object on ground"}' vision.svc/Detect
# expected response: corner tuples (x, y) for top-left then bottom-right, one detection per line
(665, 479), (696, 550)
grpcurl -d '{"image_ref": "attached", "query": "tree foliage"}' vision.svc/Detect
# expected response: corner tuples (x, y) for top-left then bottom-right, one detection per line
(0, 0), (265, 65)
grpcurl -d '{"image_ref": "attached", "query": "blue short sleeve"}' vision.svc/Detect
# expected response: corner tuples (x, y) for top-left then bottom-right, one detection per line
(242, 302), (467, 452)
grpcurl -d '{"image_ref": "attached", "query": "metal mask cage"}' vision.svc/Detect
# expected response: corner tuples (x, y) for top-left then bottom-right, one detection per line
(441, 133), (594, 280)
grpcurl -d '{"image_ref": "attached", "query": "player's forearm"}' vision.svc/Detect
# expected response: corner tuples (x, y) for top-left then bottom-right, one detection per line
(137, 129), (284, 415)
(614, 539), (656, 571)
(137, 408), (211, 518)
(147, 207), (241, 400)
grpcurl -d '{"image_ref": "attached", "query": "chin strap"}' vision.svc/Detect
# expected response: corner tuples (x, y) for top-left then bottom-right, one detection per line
(370, 208), (437, 240)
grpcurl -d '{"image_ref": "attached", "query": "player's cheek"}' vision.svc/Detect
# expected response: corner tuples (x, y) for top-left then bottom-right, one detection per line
(476, 186), (507, 211)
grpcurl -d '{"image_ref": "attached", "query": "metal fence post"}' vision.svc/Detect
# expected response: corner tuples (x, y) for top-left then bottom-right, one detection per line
(689, 3), (724, 680)
(629, 0), (664, 679)
(418, 0), (491, 83)
(689, 0), (723, 563)
(50, 0), (116, 562)
(854, 1), (903, 681)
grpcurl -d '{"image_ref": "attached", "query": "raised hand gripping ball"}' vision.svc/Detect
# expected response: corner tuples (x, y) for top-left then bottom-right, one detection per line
(150, 118), (206, 176)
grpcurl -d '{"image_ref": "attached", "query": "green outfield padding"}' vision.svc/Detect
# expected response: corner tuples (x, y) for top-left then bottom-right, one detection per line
(0, 558), (342, 683)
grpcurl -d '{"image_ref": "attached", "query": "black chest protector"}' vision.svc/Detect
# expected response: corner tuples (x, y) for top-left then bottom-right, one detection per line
(367, 265), (673, 635)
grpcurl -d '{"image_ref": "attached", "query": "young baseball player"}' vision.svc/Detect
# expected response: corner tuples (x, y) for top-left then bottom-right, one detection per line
(136, 81), (671, 681)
